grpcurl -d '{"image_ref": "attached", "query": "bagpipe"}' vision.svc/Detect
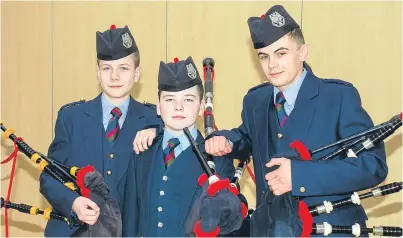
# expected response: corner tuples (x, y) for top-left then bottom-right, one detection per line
(183, 57), (251, 237)
(202, 57), (255, 186)
(308, 182), (403, 237)
(1, 197), (69, 224)
(312, 223), (402, 237)
(202, 57), (218, 175)
(1, 122), (94, 196)
(309, 182), (402, 217)
(184, 126), (248, 237)
(0, 122), (121, 237)
(250, 112), (403, 237)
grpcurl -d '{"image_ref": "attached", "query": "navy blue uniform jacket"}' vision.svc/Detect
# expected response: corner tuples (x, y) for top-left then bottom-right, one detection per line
(213, 70), (387, 226)
(40, 94), (161, 237)
(119, 131), (235, 237)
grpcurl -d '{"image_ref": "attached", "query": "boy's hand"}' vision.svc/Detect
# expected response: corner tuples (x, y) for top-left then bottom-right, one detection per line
(72, 197), (100, 225)
(133, 128), (157, 154)
(205, 136), (232, 156)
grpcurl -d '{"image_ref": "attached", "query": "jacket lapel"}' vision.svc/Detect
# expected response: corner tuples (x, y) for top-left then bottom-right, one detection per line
(82, 94), (104, 171)
(252, 86), (273, 187)
(115, 98), (147, 182)
(268, 94), (279, 157)
(281, 71), (319, 144)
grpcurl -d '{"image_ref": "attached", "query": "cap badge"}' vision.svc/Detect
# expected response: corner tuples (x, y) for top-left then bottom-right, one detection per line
(269, 11), (285, 27)
(186, 63), (197, 79)
(122, 32), (132, 49)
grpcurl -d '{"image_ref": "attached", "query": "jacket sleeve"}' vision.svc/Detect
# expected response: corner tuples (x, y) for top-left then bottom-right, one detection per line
(142, 105), (164, 133)
(211, 98), (253, 161)
(39, 110), (80, 217)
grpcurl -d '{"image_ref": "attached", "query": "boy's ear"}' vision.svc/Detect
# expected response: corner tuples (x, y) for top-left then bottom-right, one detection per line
(198, 98), (205, 116)
(299, 44), (309, 62)
(134, 66), (140, 82)
(156, 101), (161, 116)
(96, 64), (101, 81)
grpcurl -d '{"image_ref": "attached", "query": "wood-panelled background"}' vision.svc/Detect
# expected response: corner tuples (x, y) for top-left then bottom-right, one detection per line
(1, 1), (401, 236)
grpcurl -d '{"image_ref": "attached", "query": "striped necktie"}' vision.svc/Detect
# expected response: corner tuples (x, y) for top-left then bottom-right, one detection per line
(163, 138), (181, 168)
(275, 91), (288, 127)
(106, 107), (122, 144)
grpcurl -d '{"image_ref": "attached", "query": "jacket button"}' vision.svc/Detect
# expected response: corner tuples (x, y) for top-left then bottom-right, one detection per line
(109, 153), (114, 159)
(107, 170), (112, 176)
(160, 191), (165, 196)
(158, 207), (163, 212)
(158, 222), (163, 228)
(277, 133), (283, 139)
(300, 186), (306, 193)
(162, 176), (168, 181)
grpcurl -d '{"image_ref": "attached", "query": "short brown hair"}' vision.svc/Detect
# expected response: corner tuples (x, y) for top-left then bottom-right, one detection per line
(132, 51), (140, 68)
(97, 51), (140, 69)
(288, 28), (312, 71)
(158, 84), (204, 102)
(288, 28), (305, 46)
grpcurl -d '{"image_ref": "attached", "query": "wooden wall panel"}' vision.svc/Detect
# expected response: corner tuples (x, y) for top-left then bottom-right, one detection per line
(1, 2), (52, 236)
(52, 1), (167, 115)
(302, 1), (402, 226)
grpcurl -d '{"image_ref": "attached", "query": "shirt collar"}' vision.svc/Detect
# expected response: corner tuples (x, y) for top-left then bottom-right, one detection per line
(273, 68), (307, 106)
(162, 124), (198, 150)
(101, 93), (130, 121)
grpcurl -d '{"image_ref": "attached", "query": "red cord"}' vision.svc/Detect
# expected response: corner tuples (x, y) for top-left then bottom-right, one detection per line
(206, 108), (257, 184)
(1, 138), (21, 164)
(203, 66), (215, 83)
(2, 137), (23, 237)
(203, 68), (257, 186)
(245, 163), (256, 184)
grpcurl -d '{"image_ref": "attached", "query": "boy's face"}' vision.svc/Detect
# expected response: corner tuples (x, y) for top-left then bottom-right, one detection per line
(157, 85), (204, 134)
(256, 34), (308, 91)
(97, 53), (140, 103)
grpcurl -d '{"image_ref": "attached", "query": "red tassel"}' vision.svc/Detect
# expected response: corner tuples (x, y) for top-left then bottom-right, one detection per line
(260, 14), (264, 19)
(173, 57), (179, 63)
(193, 220), (220, 237)
(207, 178), (230, 197)
(289, 140), (312, 161)
(76, 165), (95, 198)
(110, 24), (116, 30)
(298, 201), (313, 237)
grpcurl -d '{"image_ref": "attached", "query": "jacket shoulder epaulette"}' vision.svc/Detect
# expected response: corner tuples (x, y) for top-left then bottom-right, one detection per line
(60, 99), (86, 110)
(247, 82), (270, 94)
(323, 79), (352, 87)
(143, 101), (156, 109)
